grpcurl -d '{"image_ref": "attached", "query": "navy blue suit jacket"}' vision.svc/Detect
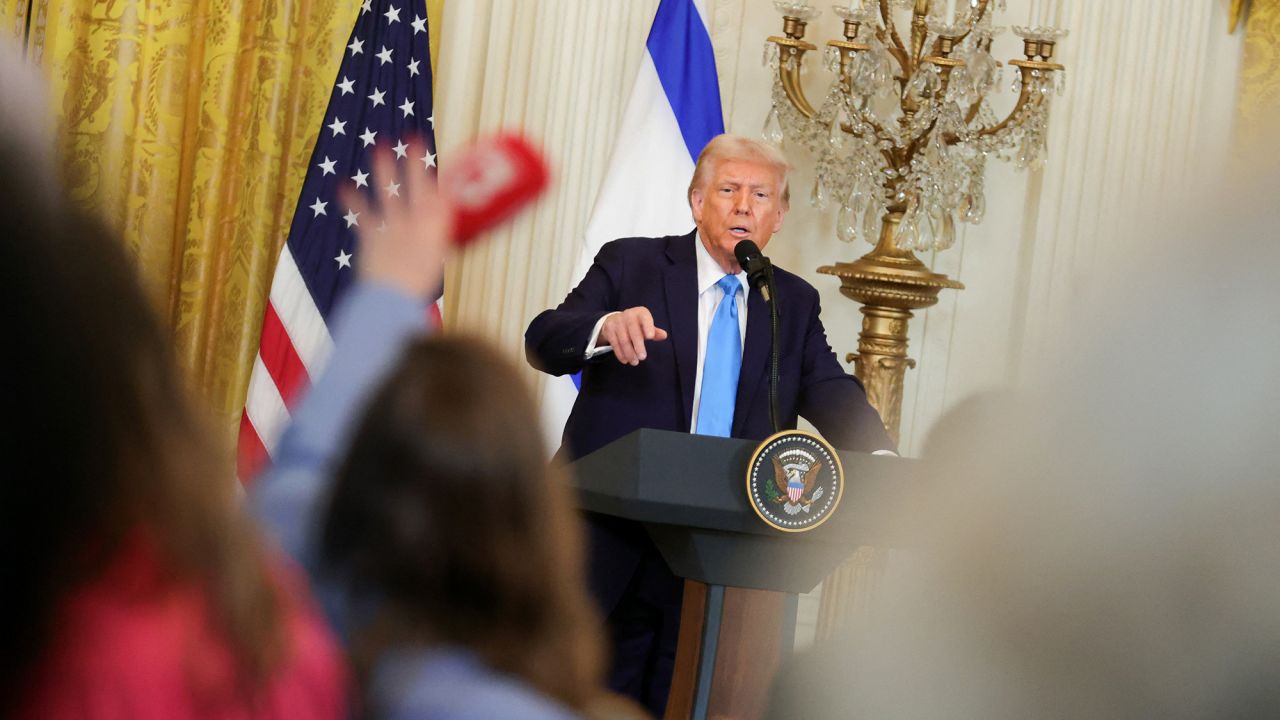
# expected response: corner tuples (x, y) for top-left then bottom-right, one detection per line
(525, 231), (892, 461)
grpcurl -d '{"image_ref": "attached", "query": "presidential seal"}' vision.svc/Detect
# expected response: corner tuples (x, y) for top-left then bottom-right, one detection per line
(745, 430), (844, 532)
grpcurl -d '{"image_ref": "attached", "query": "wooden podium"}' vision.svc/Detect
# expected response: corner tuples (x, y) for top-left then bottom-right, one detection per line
(568, 429), (911, 720)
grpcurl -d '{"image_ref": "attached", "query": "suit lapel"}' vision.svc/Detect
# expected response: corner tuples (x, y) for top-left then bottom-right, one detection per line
(663, 232), (699, 431)
(733, 285), (770, 436)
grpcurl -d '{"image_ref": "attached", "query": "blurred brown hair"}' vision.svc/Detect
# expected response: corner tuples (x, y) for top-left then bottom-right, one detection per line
(0, 137), (285, 710)
(322, 335), (605, 711)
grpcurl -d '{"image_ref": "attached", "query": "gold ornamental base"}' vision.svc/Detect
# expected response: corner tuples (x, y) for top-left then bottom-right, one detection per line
(814, 212), (963, 640)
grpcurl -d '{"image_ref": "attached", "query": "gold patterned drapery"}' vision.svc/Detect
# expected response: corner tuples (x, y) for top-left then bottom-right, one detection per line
(15, 0), (443, 448)
(1236, 0), (1280, 151)
(2, 0), (29, 43)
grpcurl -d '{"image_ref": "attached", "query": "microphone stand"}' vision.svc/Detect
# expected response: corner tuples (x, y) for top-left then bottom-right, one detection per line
(764, 265), (780, 435)
(736, 240), (781, 434)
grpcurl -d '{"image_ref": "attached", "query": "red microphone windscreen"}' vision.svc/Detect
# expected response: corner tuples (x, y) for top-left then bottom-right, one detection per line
(441, 133), (550, 246)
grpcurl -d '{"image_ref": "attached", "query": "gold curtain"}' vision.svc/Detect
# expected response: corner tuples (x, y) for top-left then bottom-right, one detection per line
(1237, 0), (1280, 151)
(3, 0), (28, 43)
(21, 0), (443, 447)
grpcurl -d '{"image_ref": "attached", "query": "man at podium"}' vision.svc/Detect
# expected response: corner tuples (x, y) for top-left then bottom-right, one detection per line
(525, 134), (893, 714)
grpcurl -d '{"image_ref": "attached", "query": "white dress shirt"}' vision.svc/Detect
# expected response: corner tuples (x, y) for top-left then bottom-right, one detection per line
(584, 233), (746, 433)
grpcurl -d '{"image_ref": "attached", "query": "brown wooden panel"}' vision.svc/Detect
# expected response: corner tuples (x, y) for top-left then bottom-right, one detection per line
(707, 588), (785, 720)
(665, 580), (708, 720)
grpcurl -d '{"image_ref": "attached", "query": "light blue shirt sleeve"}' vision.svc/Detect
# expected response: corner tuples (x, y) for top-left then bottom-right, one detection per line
(251, 281), (431, 636)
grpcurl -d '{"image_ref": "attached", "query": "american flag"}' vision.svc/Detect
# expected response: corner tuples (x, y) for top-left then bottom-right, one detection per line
(238, 0), (439, 481)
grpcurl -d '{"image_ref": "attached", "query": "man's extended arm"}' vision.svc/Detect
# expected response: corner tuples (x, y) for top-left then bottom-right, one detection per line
(525, 241), (622, 376)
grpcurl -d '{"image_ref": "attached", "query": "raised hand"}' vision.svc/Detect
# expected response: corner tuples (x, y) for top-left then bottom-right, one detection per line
(341, 137), (454, 300)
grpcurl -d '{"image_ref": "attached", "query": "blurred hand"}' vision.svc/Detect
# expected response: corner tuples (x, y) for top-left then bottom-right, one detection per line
(342, 138), (454, 299)
(599, 307), (668, 366)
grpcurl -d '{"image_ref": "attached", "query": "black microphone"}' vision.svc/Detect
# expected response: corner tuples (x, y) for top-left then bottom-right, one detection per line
(734, 240), (773, 303)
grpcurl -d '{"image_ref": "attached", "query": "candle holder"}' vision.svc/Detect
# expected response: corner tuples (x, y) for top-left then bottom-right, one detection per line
(763, 0), (1067, 442)
(763, 0), (1068, 639)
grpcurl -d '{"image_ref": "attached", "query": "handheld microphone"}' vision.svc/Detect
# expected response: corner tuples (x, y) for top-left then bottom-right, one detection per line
(441, 133), (550, 246)
(734, 240), (773, 303)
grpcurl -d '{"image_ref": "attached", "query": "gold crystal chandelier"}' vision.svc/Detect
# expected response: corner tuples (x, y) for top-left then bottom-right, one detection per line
(764, 0), (1068, 442)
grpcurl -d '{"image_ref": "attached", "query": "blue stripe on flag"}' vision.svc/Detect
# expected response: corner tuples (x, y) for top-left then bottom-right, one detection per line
(646, 0), (725, 162)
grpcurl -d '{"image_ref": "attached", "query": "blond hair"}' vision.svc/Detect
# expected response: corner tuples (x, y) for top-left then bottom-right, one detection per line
(687, 134), (791, 208)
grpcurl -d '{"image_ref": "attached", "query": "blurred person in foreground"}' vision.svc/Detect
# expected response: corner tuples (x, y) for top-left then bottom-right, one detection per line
(252, 146), (616, 719)
(0, 57), (345, 720)
(765, 174), (1280, 719)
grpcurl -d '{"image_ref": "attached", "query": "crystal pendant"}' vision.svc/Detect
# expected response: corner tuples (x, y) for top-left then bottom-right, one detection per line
(829, 106), (846, 148)
(811, 175), (829, 209)
(959, 192), (985, 224)
(894, 197), (920, 250)
(1011, 70), (1022, 94)
(906, 66), (940, 104)
(851, 54), (874, 97)
(916, 209), (936, 252)
(763, 105), (784, 144)
(947, 65), (973, 106)
(836, 202), (858, 243)
(936, 211), (956, 250)
(969, 49), (999, 96)
(1055, 70), (1066, 96)
(894, 211), (920, 252)
(762, 41), (779, 68)
(1016, 135), (1035, 169)
(862, 202), (882, 244)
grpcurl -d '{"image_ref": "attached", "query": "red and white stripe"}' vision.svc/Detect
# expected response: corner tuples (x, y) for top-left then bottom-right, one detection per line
(238, 247), (334, 482)
(237, 247), (444, 482)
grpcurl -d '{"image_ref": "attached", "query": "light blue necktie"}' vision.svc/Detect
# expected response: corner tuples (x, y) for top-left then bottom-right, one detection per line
(696, 275), (742, 437)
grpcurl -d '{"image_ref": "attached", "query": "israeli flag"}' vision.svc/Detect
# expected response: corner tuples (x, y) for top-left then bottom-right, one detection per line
(540, 0), (725, 451)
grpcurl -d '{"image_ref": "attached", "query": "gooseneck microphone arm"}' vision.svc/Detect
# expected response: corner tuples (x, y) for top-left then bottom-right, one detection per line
(735, 241), (781, 435)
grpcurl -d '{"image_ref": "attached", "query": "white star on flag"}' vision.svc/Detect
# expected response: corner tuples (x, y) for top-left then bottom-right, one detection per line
(239, 0), (443, 483)
(421, 150), (436, 170)
(427, 113), (434, 128)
